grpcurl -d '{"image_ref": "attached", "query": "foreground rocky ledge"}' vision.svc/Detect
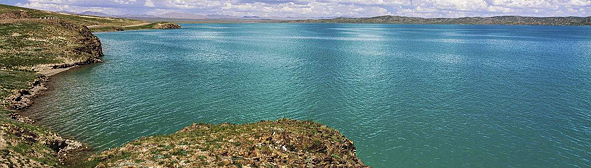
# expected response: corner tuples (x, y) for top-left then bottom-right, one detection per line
(91, 119), (368, 167)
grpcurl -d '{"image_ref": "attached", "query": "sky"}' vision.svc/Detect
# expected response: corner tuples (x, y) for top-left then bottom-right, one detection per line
(1, 0), (590, 18)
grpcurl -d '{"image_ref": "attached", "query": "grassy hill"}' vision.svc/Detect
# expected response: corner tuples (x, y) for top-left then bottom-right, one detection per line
(0, 3), (178, 72)
(0, 4), (181, 100)
(0, 19), (102, 69)
(0, 4), (144, 27)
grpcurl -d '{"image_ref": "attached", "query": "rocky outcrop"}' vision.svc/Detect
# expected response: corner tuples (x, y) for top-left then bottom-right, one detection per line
(50, 20), (105, 69)
(6, 77), (47, 110)
(55, 20), (104, 58)
(153, 22), (181, 29)
(45, 133), (87, 162)
(92, 119), (368, 167)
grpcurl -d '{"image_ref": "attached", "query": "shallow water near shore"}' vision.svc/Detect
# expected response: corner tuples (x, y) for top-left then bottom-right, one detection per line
(25, 23), (591, 167)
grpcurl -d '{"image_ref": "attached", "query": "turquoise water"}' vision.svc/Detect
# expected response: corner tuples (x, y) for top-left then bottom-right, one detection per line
(25, 24), (591, 167)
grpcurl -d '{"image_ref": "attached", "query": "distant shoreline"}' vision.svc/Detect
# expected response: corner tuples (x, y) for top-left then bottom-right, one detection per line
(278, 15), (591, 26)
(119, 15), (591, 26)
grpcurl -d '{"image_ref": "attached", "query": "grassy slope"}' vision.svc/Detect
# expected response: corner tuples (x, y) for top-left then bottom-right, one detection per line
(0, 108), (62, 167)
(0, 4), (179, 69)
(0, 4), (181, 101)
(0, 4), (179, 32)
(0, 20), (94, 68)
(0, 3), (175, 99)
(0, 19), (62, 167)
(0, 3), (146, 92)
(0, 70), (38, 99)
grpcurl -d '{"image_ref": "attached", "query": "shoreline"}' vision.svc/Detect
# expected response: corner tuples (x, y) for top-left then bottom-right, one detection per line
(1, 24), (183, 167)
(35, 64), (76, 77)
(5, 61), (102, 166)
(2, 28), (140, 167)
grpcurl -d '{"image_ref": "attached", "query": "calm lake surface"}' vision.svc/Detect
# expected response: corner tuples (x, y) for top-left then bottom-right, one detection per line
(26, 24), (591, 167)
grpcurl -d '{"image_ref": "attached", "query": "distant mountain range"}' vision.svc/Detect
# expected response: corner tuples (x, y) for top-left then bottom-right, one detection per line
(284, 15), (591, 26)
(71, 11), (591, 26)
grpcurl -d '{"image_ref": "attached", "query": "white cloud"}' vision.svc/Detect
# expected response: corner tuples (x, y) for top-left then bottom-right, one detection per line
(19, 0), (132, 15)
(21, 2), (70, 11)
(144, 0), (154, 7)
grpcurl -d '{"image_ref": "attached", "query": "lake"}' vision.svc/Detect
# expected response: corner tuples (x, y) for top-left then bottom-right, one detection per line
(25, 23), (591, 167)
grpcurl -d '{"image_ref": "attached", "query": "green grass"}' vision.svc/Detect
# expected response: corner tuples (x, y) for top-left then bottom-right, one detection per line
(0, 116), (62, 167)
(0, 108), (11, 119)
(0, 70), (38, 99)
(0, 20), (94, 68)
(0, 22), (61, 68)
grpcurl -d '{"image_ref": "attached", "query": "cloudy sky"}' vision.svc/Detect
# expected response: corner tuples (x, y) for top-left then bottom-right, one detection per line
(2, 0), (590, 18)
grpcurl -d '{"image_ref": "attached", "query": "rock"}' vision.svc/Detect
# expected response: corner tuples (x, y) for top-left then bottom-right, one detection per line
(153, 23), (181, 29)
(6, 77), (47, 110)
(43, 133), (87, 162)
(48, 21), (104, 59)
